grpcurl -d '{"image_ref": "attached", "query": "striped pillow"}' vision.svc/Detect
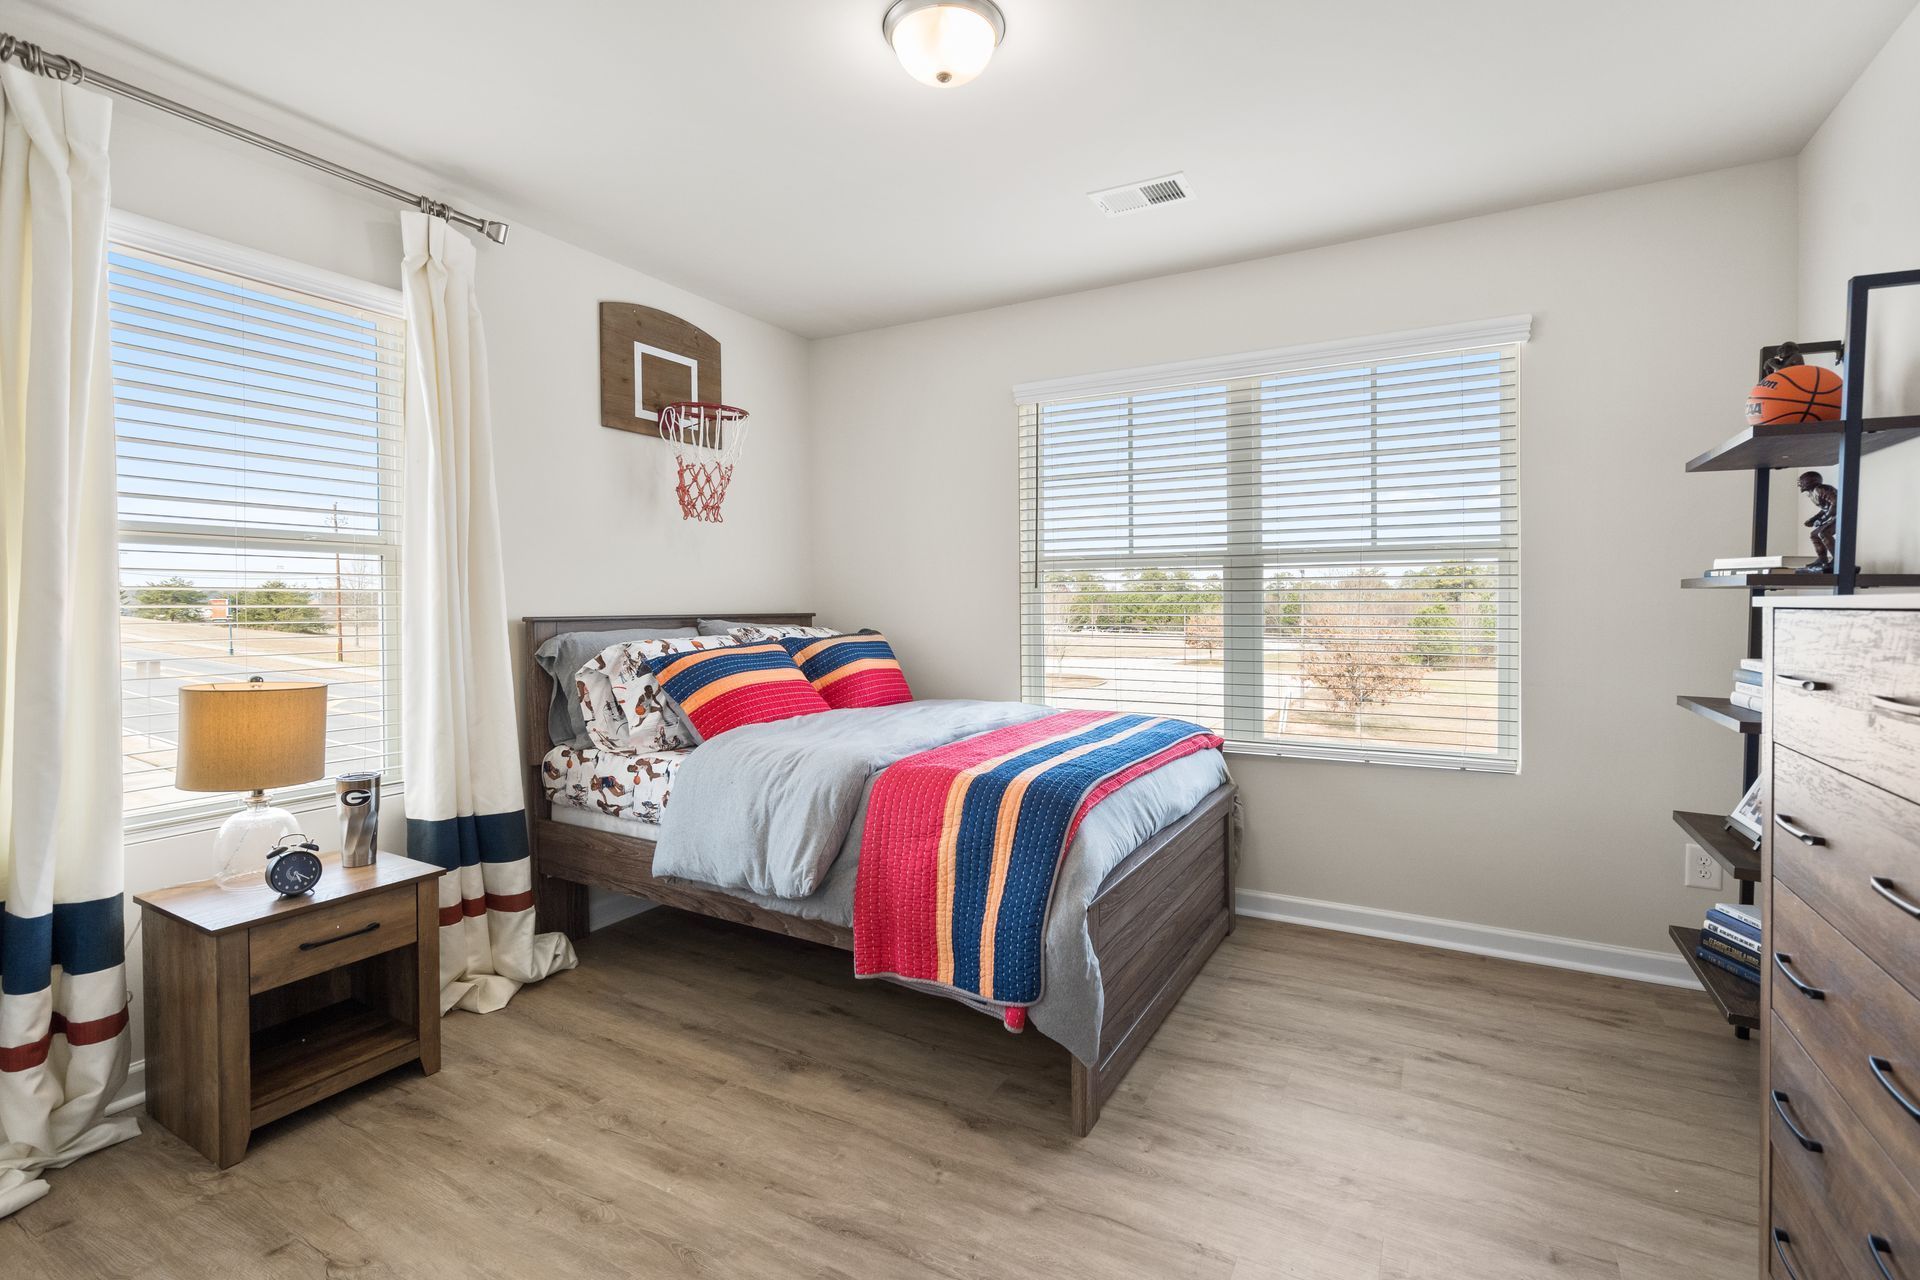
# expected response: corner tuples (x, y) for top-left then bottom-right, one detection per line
(641, 642), (830, 740)
(780, 632), (913, 709)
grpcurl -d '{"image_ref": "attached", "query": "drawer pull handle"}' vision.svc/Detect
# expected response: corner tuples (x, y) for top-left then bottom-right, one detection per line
(1772, 1229), (1804, 1280)
(1777, 673), (1827, 691)
(1869, 1235), (1896, 1280)
(297, 921), (380, 952)
(1769, 1090), (1823, 1152)
(1870, 875), (1920, 919)
(1870, 693), (1920, 720)
(1870, 1056), (1920, 1122)
(1774, 814), (1826, 847)
(1773, 952), (1826, 1000)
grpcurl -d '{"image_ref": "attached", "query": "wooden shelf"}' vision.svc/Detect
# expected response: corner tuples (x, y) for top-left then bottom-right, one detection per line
(1677, 694), (1763, 734)
(1671, 810), (1761, 882)
(250, 1000), (419, 1124)
(1684, 414), (1920, 473)
(1682, 572), (1920, 591)
(1669, 926), (1759, 1031)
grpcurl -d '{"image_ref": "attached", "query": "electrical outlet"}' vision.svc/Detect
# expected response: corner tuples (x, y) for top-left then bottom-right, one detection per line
(1684, 843), (1723, 890)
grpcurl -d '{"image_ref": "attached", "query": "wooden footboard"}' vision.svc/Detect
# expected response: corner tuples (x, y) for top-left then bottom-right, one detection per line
(1072, 781), (1237, 1135)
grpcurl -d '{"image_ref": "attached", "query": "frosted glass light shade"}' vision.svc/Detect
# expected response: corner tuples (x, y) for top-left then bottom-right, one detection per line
(884, 1), (1004, 88)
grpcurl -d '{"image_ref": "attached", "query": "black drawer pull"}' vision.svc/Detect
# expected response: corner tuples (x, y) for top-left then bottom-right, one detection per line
(1774, 952), (1826, 1000)
(1777, 673), (1827, 691)
(1869, 1235), (1896, 1280)
(1773, 1228), (1804, 1280)
(1774, 814), (1826, 847)
(1769, 1090), (1823, 1152)
(1870, 1056), (1920, 1122)
(1870, 693), (1920, 721)
(297, 921), (380, 952)
(1870, 875), (1920, 920)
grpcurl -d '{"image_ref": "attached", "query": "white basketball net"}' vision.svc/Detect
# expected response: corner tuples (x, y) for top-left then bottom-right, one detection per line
(656, 402), (750, 523)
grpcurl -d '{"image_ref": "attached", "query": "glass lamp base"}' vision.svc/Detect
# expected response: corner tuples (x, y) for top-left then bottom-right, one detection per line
(213, 793), (301, 889)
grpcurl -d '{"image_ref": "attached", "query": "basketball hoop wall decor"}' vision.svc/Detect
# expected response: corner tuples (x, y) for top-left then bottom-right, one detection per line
(659, 402), (749, 523)
(599, 302), (722, 438)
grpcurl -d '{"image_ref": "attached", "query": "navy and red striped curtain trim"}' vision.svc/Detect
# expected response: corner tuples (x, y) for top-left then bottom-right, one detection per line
(0, 894), (125, 995)
(406, 810), (529, 870)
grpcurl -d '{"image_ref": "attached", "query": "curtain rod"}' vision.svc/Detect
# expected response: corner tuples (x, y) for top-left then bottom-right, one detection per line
(0, 33), (509, 244)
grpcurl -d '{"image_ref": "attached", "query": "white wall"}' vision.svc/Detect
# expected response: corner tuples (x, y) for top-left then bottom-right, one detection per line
(809, 162), (1800, 955)
(97, 93), (813, 1059)
(1798, 3), (1920, 573)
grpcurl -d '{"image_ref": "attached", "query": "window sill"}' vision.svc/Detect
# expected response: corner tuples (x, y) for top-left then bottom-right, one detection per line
(1221, 739), (1519, 774)
(124, 778), (404, 845)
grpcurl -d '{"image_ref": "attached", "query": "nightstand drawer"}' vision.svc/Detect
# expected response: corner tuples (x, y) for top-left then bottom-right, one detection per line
(249, 889), (416, 993)
(1770, 884), (1920, 1184)
(1773, 745), (1920, 1005)
(1773, 608), (1920, 805)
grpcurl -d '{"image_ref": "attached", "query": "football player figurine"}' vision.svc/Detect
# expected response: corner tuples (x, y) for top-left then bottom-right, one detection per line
(1798, 470), (1838, 574)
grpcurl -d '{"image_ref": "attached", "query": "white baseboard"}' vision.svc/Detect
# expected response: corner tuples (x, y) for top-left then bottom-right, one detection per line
(108, 1058), (146, 1117)
(1235, 889), (1700, 989)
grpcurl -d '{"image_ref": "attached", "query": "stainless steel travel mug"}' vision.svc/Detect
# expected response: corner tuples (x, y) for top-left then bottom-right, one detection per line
(337, 772), (380, 867)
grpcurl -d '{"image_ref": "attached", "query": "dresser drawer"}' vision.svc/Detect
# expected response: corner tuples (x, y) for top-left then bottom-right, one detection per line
(248, 887), (416, 994)
(1773, 745), (1920, 1005)
(1770, 1012), (1920, 1269)
(1770, 884), (1920, 1183)
(1772, 608), (1920, 803)
(1770, 1151), (1851, 1280)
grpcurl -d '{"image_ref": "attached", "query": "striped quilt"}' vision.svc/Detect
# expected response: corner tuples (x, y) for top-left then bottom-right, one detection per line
(854, 710), (1223, 1029)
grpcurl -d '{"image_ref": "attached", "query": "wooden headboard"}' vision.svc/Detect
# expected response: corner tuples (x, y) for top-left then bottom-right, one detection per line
(521, 613), (815, 766)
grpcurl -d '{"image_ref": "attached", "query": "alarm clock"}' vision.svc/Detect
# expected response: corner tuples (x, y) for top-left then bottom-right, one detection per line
(264, 834), (324, 897)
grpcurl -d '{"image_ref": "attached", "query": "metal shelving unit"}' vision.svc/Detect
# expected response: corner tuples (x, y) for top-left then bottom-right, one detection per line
(1671, 268), (1920, 1037)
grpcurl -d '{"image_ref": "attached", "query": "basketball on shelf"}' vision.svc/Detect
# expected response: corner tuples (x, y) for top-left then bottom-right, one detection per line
(1746, 365), (1843, 426)
(657, 402), (749, 523)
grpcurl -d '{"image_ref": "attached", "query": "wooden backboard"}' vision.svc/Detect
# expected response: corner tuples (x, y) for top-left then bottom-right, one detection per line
(599, 303), (723, 438)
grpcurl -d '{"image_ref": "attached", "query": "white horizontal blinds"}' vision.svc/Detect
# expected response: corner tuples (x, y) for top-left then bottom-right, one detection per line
(108, 239), (407, 829)
(1019, 340), (1520, 771)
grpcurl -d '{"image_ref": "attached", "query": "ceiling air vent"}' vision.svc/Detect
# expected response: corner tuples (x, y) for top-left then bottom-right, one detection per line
(1088, 172), (1193, 217)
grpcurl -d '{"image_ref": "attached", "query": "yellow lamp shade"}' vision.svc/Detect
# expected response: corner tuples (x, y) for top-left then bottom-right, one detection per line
(175, 681), (328, 793)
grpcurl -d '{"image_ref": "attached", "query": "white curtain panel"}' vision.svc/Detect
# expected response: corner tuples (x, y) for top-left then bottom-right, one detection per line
(0, 64), (138, 1218)
(400, 211), (575, 1013)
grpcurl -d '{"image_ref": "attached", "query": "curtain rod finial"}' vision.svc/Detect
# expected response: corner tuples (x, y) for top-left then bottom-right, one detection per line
(482, 221), (509, 245)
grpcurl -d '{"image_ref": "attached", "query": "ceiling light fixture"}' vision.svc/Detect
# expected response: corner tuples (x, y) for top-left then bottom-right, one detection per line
(882, 0), (1005, 88)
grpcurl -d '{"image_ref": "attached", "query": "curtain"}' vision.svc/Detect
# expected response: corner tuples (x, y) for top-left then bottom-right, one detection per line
(400, 211), (575, 1013)
(0, 64), (137, 1218)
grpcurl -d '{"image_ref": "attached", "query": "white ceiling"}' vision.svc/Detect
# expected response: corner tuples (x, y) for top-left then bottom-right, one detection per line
(14, 0), (1918, 337)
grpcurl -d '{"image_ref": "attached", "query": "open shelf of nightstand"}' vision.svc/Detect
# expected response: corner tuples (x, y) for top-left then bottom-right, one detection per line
(250, 1000), (421, 1126)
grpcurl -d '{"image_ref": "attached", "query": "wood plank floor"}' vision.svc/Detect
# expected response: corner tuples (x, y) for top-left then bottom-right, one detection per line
(5, 912), (1760, 1279)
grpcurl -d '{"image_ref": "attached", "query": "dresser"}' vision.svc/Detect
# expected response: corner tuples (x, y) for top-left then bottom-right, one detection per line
(1759, 597), (1920, 1279)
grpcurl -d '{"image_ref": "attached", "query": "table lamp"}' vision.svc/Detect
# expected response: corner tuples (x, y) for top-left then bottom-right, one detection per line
(176, 679), (327, 888)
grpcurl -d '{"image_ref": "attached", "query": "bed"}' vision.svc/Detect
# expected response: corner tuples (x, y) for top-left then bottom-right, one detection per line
(522, 613), (1238, 1134)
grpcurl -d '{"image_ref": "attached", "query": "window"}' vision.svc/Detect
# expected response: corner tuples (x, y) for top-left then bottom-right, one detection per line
(1017, 319), (1525, 772)
(109, 216), (407, 831)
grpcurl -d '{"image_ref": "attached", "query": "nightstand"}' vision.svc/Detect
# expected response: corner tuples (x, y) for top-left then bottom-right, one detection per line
(134, 853), (443, 1167)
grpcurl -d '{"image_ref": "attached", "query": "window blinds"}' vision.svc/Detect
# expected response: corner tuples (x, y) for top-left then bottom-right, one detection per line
(1018, 324), (1523, 771)
(108, 231), (407, 830)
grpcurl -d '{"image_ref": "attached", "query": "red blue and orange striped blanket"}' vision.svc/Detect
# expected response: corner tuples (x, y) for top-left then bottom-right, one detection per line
(853, 710), (1223, 1029)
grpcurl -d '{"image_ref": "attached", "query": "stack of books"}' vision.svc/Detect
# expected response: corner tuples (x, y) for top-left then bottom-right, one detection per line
(1701, 554), (1816, 580)
(1696, 902), (1762, 986)
(1730, 658), (1764, 714)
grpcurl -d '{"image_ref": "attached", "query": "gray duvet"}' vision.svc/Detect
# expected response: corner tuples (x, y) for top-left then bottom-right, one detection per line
(652, 700), (1230, 1064)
